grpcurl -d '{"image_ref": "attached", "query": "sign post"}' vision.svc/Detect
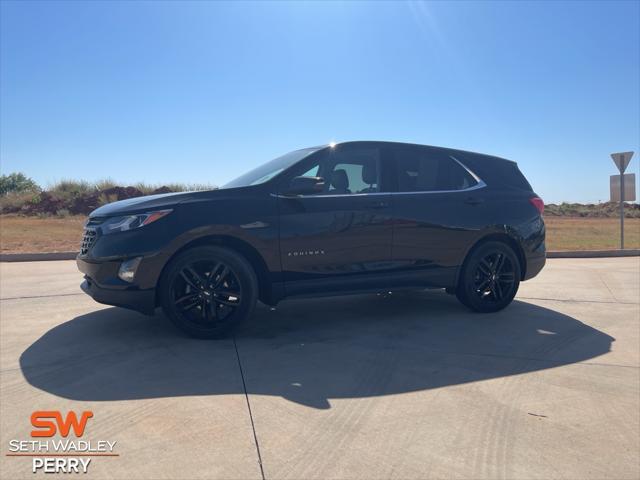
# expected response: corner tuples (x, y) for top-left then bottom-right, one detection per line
(610, 151), (634, 249)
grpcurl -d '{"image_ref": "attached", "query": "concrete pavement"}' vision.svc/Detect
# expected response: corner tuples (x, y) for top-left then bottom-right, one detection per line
(1, 258), (638, 479)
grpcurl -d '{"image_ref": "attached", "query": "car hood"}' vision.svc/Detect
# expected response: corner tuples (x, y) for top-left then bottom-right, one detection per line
(90, 191), (203, 217)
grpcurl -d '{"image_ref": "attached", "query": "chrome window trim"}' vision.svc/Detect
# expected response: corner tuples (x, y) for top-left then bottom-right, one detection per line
(449, 155), (485, 185)
(274, 192), (389, 199)
(273, 154), (486, 198)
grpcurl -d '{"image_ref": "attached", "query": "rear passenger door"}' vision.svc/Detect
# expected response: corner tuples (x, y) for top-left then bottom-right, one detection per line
(389, 145), (488, 286)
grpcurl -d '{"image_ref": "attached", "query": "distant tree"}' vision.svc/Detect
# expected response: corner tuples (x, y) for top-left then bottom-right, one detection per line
(0, 172), (41, 196)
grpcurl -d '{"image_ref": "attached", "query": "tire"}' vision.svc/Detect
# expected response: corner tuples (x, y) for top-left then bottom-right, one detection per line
(456, 241), (521, 313)
(159, 246), (258, 339)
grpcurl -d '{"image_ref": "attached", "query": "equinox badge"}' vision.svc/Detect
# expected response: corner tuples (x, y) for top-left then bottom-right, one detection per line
(287, 249), (325, 257)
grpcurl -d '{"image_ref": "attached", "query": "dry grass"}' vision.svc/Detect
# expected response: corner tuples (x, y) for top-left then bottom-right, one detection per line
(544, 217), (640, 251)
(0, 215), (86, 253)
(0, 215), (639, 254)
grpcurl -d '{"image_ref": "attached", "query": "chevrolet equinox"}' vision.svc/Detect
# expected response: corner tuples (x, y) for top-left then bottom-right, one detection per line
(77, 141), (546, 338)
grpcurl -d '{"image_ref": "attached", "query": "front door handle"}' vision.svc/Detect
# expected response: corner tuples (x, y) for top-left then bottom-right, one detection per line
(365, 200), (390, 209)
(464, 197), (484, 206)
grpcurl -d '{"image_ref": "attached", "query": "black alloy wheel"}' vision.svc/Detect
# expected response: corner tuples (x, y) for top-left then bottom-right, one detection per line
(472, 251), (516, 303)
(456, 241), (521, 313)
(160, 246), (257, 338)
(173, 261), (242, 326)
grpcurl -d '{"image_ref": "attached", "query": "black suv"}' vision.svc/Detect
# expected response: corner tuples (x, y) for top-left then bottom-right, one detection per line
(77, 141), (546, 338)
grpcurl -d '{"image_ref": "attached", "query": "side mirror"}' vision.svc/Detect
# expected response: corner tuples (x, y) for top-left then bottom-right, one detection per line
(284, 176), (325, 195)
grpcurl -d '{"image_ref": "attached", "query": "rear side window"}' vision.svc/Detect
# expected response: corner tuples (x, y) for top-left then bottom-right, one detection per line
(393, 147), (477, 192)
(495, 162), (532, 191)
(456, 153), (532, 191)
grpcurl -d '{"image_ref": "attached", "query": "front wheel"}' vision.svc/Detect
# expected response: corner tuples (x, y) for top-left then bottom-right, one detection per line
(159, 246), (258, 339)
(456, 241), (521, 313)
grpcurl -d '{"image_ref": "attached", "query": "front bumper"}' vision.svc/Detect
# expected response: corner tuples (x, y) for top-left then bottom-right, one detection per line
(77, 256), (157, 315)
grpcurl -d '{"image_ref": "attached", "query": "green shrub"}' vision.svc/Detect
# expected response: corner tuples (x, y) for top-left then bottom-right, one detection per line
(0, 172), (40, 196)
(132, 182), (215, 194)
(98, 193), (119, 206)
(48, 179), (91, 198)
(0, 191), (42, 213)
(132, 182), (158, 195)
(164, 182), (215, 192)
(545, 202), (639, 219)
(0, 177), (217, 214)
(94, 178), (118, 191)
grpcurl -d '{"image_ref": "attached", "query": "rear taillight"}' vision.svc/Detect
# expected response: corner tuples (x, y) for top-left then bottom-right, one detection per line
(529, 196), (544, 214)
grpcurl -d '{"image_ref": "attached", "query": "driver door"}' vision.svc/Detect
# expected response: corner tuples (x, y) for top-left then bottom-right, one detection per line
(277, 143), (393, 295)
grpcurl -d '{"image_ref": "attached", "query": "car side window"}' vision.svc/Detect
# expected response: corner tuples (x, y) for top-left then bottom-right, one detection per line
(394, 147), (477, 192)
(299, 165), (319, 178)
(287, 146), (380, 195)
(329, 163), (374, 194)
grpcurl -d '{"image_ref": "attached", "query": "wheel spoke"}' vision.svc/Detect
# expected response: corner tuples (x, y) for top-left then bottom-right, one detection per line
(478, 260), (492, 276)
(180, 271), (198, 289)
(181, 299), (200, 312)
(216, 289), (240, 298)
(181, 267), (207, 289)
(476, 278), (491, 292)
(191, 267), (208, 285)
(216, 297), (240, 307)
(175, 293), (199, 306)
(494, 253), (505, 274)
(498, 272), (515, 282)
(213, 266), (230, 288)
(205, 262), (220, 283)
(493, 280), (503, 300)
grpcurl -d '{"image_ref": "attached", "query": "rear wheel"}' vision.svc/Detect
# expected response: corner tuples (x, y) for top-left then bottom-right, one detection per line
(159, 246), (257, 338)
(456, 241), (521, 313)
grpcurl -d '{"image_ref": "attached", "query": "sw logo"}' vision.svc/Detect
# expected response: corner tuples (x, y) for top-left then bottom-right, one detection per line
(31, 410), (93, 438)
(30, 411), (95, 474)
(7, 410), (117, 474)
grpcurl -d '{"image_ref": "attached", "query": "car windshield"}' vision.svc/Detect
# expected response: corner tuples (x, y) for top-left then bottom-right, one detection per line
(223, 147), (323, 188)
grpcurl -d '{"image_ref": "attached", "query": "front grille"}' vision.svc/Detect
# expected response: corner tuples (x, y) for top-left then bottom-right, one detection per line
(80, 228), (97, 255)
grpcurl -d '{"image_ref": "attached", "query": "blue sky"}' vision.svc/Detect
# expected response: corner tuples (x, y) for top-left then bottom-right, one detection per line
(1, 0), (638, 203)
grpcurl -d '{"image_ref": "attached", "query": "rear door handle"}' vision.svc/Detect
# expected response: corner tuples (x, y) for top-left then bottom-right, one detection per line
(464, 197), (484, 206)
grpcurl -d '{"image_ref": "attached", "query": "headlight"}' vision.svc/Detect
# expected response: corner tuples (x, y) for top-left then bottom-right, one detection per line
(101, 209), (172, 234)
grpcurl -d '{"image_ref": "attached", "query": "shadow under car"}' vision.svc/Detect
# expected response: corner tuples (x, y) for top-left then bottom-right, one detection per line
(20, 290), (614, 409)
